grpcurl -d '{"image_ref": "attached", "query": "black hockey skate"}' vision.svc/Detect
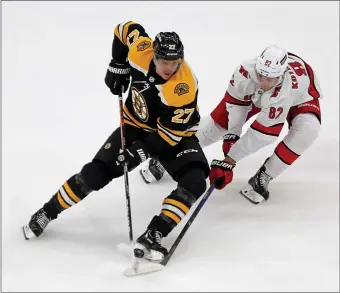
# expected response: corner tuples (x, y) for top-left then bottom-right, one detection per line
(139, 158), (165, 184)
(240, 163), (273, 204)
(23, 208), (52, 240)
(134, 229), (168, 262)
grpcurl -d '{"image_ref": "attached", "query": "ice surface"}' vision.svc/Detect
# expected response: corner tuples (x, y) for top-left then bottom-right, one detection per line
(2, 1), (339, 292)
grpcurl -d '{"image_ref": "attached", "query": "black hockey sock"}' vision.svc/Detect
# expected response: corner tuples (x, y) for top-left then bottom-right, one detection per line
(148, 187), (196, 237)
(43, 173), (92, 219)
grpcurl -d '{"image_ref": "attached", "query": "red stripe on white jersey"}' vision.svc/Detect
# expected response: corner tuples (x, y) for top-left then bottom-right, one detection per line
(251, 120), (284, 136)
(225, 92), (252, 106)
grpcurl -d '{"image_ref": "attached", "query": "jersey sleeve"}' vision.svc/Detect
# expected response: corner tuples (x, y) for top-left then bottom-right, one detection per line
(225, 64), (253, 136)
(111, 21), (150, 63)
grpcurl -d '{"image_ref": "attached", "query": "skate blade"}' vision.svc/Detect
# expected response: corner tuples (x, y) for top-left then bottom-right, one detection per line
(22, 225), (35, 240)
(240, 184), (265, 204)
(123, 262), (164, 277)
(139, 170), (151, 184)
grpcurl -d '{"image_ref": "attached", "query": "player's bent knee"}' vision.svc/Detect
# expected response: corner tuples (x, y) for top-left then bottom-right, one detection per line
(176, 164), (208, 200)
(303, 114), (321, 143)
(287, 113), (321, 151)
(80, 159), (116, 191)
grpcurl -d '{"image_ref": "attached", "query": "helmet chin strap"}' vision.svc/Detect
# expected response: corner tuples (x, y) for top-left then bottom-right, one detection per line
(253, 68), (261, 84)
(174, 59), (183, 74)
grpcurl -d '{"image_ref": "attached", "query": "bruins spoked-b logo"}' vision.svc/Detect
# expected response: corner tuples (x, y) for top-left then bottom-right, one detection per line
(174, 83), (189, 96)
(131, 87), (149, 122)
(137, 40), (151, 51)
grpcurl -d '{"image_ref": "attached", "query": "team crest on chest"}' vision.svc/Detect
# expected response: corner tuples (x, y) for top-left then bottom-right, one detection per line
(131, 87), (149, 122)
(174, 83), (189, 96)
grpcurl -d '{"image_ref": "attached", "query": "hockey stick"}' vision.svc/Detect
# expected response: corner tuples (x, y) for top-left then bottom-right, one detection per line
(118, 86), (138, 271)
(160, 183), (216, 266)
(124, 183), (216, 276)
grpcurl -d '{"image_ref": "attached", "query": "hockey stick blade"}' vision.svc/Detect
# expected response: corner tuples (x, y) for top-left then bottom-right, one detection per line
(123, 262), (164, 277)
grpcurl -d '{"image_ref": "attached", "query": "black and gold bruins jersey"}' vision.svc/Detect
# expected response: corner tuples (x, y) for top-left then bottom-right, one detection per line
(111, 21), (200, 150)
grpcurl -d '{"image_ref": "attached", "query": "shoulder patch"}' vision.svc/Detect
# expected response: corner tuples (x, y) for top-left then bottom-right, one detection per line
(174, 83), (190, 96)
(239, 65), (250, 79)
(137, 40), (151, 51)
(157, 61), (198, 107)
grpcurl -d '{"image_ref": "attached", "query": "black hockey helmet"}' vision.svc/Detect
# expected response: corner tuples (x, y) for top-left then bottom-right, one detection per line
(153, 32), (184, 60)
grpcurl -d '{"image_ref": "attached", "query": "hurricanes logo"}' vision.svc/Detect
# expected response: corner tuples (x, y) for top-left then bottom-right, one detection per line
(174, 83), (189, 96)
(137, 40), (151, 51)
(131, 87), (149, 122)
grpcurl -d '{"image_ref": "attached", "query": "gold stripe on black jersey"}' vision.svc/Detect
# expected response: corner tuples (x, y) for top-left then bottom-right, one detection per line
(183, 123), (199, 136)
(114, 21), (136, 46)
(156, 118), (200, 146)
(157, 122), (182, 146)
(185, 128), (198, 136)
(158, 129), (178, 146)
(157, 119), (195, 138)
(123, 106), (157, 132)
(124, 118), (141, 129)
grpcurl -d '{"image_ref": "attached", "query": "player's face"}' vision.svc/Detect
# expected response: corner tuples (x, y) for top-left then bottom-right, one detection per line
(256, 72), (280, 91)
(154, 58), (181, 80)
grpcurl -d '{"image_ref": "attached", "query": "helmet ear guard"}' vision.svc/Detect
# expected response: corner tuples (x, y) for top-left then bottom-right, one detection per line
(255, 45), (288, 78)
(153, 32), (184, 60)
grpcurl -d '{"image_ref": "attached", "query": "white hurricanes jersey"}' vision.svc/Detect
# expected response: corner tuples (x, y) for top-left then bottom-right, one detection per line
(226, 53), (322, 162)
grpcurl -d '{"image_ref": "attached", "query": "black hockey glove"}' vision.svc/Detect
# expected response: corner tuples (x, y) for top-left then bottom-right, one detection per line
(116, 140), (149, 171)
(105, 59), (131, 95)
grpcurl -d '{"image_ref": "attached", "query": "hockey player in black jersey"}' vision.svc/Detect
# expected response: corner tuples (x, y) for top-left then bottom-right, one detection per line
(23, 21), (210, 262)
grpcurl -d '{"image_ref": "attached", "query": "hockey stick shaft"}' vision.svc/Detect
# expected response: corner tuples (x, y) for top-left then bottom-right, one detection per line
(160, 183), (216, 266)
(118, 87), (134, 244)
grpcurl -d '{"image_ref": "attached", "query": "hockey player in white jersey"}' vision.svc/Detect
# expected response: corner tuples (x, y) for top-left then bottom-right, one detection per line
(142, 45), (322, 204)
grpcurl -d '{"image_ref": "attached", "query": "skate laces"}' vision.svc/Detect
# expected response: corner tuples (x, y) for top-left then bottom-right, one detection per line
(259, 171), (272, 192)
(149, 230), (162, 245)
(148, 159), (165, 181)
(35, 210), (51, 229)
(151, 159), (165, 173)
(154, 231), (162, 244)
